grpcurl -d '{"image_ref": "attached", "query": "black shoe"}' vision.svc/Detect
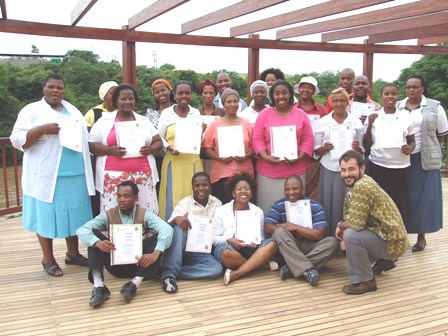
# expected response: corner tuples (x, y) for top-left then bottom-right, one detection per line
(120, 281), (137, 303)
(161, 276), (178, 293)
(372, 259), (396, 275)
(303, 268), (320, 287)
(89, 285), (110, 308)
(280, 265), (293, 280)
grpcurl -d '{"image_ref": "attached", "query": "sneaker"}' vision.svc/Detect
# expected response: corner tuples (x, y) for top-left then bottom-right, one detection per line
(303, 268), (319, 287)
(89, 285), (110, 308)
(162, 276), (178, 293)
(120, 281), (137, 303)
(280, 265), (293, 280)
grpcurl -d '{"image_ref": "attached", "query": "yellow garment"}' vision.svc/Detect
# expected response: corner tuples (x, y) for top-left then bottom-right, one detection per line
(158, 124), (203, 220)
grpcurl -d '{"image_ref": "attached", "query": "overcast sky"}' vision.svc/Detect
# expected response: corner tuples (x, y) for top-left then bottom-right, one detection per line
(0, 0), (422, 81)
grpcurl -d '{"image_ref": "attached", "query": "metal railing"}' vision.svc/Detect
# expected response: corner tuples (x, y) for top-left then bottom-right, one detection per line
(0, 137), (22, 216)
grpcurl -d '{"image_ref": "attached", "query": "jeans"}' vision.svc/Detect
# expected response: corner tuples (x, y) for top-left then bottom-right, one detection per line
(162, 225), (223, 280)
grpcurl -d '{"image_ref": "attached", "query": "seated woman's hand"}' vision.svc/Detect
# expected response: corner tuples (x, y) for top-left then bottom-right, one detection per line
(227, 238), (245, 250)
(110, 146), (126, 158)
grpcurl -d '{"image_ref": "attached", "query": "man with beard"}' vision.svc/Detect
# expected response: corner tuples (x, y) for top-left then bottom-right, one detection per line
(336, 150), (409, 294)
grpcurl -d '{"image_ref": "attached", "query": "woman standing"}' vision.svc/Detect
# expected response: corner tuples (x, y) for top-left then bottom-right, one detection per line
(213, 173), (278, 285)
(89, 84), (162, 214)
(240, 80), (269, 125)
(363, 83), (415, 227)
(396, 75), (448, 252)
(198, 79), (224, 117)
(84, 81), (118, 131)
(158, 80), (203, 221)
(203, 88), (254, 203)
(10, 74), (94, 276)
(252, 80), (314, 214)
(314, 88), (364, 236)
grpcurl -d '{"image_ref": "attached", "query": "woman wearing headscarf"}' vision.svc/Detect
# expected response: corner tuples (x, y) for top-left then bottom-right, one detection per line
(198, 79), (224, 117)
(240, 80), (269, 125)
(396, 75), (448, 252)
(84, 81), (118, 131)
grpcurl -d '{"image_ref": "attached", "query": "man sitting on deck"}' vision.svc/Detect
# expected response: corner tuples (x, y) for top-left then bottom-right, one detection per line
(336, 150), (409, 294)
(161, 172), (223, 293)
(264, 175), (338, 287)
(77, 181), (173, 307)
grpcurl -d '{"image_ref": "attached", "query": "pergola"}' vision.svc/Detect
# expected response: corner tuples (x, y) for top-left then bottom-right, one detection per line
(1, 0), (448, 97)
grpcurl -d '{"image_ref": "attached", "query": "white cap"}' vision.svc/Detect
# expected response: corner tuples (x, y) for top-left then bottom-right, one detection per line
(293, 76), (320, 95)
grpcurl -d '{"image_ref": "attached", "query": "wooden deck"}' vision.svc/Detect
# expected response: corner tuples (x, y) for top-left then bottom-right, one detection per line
(1, 180), (447, 336)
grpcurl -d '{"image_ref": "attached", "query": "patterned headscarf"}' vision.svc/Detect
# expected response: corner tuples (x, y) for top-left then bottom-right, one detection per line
(198, 79), (218, 95)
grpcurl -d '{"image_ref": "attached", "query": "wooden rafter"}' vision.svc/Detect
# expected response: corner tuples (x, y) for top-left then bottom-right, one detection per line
(71, 0), (98, 26)
(368, 23), (448, 44)
(181, 0), (287, 34)
(128, 0), (189, 30)
(229, 0), (392, 37)
(277, 0), (448, 40)
(321, 11), (448, 42)
(0, 0), (7, 19)
(418, 35), (448, 45)
(1, 19), (448, 55)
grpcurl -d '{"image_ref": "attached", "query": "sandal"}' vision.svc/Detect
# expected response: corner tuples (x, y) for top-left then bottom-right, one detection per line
(42, 260), (63, 277)
(65, 253), (88, 267)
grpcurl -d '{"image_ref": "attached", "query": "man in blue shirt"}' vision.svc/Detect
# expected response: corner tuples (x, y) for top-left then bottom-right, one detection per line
(77, 181), (173, 307)
(265, 175), (338, 286)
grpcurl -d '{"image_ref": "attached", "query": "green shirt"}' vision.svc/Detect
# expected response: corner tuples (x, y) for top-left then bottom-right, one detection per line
(343, 175), (409, 256)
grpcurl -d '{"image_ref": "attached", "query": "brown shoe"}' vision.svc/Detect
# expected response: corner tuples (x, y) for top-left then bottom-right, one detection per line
(372, 259), (396, 275)
(342, 278), (377, 294)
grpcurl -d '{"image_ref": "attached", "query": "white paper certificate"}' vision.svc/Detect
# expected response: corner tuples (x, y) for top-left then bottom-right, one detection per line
(376, 115), (404, 148)
(110, 224), (142, 266)
(115, 121), (145, 158)
(329, 124), (353, 160)
(185, 215), (214, 253)
(285, 200), (313, 229)
(307, 114), (320, 132)
(351, 102), (375, 118)
(200, 115), (219, 126)
(235, 210), (261, 245)
(174, 118), (202, 154)
(270, 125), (298, 160)
(58, 114), (83, 152)
(217, 125), (245, 157)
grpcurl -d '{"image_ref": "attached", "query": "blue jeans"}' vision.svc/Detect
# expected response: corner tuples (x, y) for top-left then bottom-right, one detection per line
(162, 225), (223, 280)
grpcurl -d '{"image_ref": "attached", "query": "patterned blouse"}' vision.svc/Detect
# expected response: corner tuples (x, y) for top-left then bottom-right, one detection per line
(146, 108), (166, 156)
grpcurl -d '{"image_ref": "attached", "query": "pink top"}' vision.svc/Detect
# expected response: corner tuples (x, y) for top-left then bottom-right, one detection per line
(105, 120), (150, 172)
(202, 118), (254, 183)
(252, 106), (314, 178)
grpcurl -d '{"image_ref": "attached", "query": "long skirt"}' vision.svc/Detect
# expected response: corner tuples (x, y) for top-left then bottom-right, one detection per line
(101, 170), (158, 214)
(305, 159), (320, 201)
(23, 174), (93, 239)
(368, 161), (410, 226)
(407, 153), (443, 233)
(317, 166), (346, 236)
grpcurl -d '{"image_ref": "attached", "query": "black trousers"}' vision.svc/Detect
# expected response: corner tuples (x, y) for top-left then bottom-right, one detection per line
(88, 229), (160, 284)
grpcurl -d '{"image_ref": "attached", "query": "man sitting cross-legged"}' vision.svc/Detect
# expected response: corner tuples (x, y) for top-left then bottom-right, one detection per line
(161, 172), (223, 293)
(77, 181), (173, 307)
(264, 175), (338, 286)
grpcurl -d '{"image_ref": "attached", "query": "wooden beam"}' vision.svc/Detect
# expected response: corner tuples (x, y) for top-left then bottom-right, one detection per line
(230, 0), (392, 37)
(71, 0), (98, 26)
(368, 23), (448, 44)
(128, 0), (189, 30)
(0, 0), (7, 19)
(2, 19), (448, 55)
(418, 35), (448, 45)
(277, 0), (447, 40)
(182, 0), (287, 34)
(322, 11), (448, 42)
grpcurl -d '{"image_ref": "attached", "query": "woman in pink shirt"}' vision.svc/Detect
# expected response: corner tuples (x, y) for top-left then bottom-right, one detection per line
(252, 80), (314, 214)
(203, 88), (254, 203)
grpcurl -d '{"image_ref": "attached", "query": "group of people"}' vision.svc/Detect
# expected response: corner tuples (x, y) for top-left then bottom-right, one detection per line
(10, 67), (447, 307)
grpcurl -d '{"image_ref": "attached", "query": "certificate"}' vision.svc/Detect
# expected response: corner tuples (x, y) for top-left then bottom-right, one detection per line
(329, 124), (353, 160)
(285, 200), (313, 229)
(58, 114), (82, 152)
(115, 121), (145, 158)
(307, 114), (320, 132)
(110, 224), (142, 266)
(235, 209), (261, 245)
(217, 125), (245, 157)
(200, 115), (219, 126)
(185, 215), (214, 253)
(174, 118), (202, 154)
(351, 102), (375, 118)
(376, 115), (404, 148)
(270, 125), (298, 160)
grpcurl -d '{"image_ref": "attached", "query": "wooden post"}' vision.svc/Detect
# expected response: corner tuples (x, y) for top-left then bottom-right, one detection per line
(122, 25), (136, 88)
(247, 34), (260, 104)
(362, 39), (374, 84)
